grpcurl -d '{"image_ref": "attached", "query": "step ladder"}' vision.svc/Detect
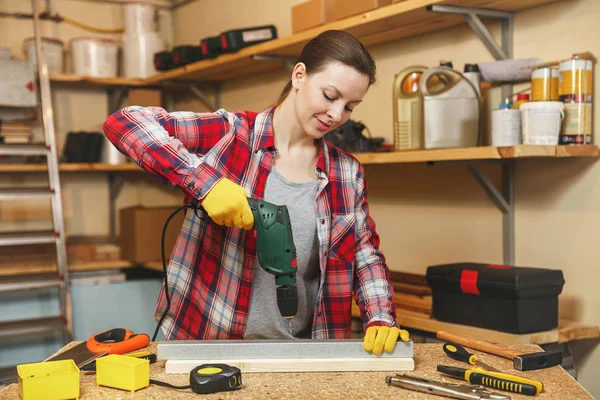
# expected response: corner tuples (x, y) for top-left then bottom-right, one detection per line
(0, 1), (72, 379)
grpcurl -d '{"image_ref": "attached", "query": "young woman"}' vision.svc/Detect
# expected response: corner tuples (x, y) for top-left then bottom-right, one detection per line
(103, 30), (409, 355)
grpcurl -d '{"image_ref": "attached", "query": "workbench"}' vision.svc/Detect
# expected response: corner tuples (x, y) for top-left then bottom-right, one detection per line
(0, 341), (594, 399)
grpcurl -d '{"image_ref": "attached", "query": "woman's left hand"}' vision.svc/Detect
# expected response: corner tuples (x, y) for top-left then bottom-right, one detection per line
(363, 326), (410, 354)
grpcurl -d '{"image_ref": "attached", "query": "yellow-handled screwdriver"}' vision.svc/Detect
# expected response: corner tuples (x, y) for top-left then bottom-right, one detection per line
(443, 342), (501, 372)
(437, 365), (543, 395)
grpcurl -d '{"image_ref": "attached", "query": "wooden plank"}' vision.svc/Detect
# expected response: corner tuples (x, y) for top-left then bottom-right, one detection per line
(0, 260), (134, 276)
(558, 320), (600, 343)
(498, 145), (556, 158)
(389, 271), (428, 286)
(354, 147), (502, 165)
(141, 0), (562, 84)
(2, 145), (598, 173)
(555, 145), (600, 158)
(392, 282), (431, 296)
(165, 357), (414, 374)
(51, 73), (145, 88)
(58, 163), (142, 172)
(0, 163), (143, 173)
(396, 310), (561, 344)
(394, 293), (432, 314)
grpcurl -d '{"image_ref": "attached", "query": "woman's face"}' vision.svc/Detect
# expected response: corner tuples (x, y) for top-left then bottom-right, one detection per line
(293, 61), (370, 139)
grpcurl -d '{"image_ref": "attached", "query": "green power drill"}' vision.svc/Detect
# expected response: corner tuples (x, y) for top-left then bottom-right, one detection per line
(247, 198), (298, 319)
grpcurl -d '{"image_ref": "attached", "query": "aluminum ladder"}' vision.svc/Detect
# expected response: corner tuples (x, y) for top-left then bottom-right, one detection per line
(0, 1), (71, 381)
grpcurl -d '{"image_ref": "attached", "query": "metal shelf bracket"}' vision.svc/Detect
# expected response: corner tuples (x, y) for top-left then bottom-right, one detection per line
(251, 54), (296, 71)
(189, 83), (221, 110)
(467, 161), (515, 265)
(427, 4), (515, 100)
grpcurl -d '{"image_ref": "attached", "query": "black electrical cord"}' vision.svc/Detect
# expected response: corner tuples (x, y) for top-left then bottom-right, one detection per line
(149, 379), (191, 390)
(151, 201), (199, 342)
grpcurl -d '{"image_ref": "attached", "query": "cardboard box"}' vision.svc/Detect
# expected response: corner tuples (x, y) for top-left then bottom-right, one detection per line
(292, 0), (336, 33)
(119, 206), (185, 264)
(334, 0), (391, 20)
(128, 89), (162, 108)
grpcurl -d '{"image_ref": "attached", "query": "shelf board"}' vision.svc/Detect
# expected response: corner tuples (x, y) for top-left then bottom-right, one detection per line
(0, 146), (597, 173)
(0, 163), (143, 173)
(141, 0), (562, 84)
(354, 145), (600, 165)
(50, 73), (146, 88)
(0, 260), (135, 277)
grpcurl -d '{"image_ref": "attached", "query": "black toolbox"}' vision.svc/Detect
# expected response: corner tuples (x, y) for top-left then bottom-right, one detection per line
(426, 262), (565, 334)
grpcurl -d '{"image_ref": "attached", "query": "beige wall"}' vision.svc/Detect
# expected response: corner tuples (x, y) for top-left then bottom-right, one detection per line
(0, 0), (598, 395)
(173, 0), (600, 395)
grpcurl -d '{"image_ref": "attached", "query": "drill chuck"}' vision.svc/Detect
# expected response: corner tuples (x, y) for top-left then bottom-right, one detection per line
(276, 285), (298, 318)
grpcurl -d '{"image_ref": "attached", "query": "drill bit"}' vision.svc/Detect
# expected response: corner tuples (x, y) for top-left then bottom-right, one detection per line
(286, 318), (293, 340)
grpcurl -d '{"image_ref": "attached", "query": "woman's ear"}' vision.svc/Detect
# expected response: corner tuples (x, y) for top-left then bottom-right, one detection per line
(291, 62), (306, 91)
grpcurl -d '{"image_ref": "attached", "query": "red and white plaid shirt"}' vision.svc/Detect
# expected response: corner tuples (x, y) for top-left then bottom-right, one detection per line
(103, 106), (397, 339)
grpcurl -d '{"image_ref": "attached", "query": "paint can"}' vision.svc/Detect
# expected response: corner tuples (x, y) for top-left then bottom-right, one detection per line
(123, 2), (157, 35)
(520, 101), (564, 145)
(23, 36), (64, 74)
(531, 67), (558, 101)
(559, 58), (594, 144)
(70, 38), (119, 77)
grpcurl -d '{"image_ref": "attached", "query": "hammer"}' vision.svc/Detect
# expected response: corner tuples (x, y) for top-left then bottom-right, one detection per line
(437, 330), (563, 371)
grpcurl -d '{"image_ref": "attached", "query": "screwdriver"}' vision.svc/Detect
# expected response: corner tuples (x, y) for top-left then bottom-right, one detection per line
(443, 342), (501, 372)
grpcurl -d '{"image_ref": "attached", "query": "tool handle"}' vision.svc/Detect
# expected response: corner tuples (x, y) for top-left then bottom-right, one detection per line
(87, 328), (150, 355)
(437, 330), (522, 360)
(469, 371), (538, 396)
(443, 342), (476, 365)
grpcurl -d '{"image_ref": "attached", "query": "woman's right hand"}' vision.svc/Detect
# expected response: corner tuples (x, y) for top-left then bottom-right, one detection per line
(201, 178), (255, 230)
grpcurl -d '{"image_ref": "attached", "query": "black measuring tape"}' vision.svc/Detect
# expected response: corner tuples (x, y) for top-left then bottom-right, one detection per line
(151, 363), (242, 394)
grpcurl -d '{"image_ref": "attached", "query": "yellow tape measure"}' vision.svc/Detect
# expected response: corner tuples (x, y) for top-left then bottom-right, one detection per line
(190, 364), (242, 394)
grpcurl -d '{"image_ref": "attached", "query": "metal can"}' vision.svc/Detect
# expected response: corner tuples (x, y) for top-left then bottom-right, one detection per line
(531, 67), (559, 101)
(558, 59), (594, 145)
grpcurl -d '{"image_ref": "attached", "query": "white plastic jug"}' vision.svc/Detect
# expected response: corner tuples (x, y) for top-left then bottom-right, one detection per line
(419, 66), (481, 149)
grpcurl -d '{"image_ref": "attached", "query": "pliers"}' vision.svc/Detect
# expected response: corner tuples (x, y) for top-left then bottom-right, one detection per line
(386, 374), (511, 400)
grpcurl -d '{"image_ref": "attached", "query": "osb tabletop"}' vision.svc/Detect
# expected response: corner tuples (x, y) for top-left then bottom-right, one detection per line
(0, 342), (593, 399)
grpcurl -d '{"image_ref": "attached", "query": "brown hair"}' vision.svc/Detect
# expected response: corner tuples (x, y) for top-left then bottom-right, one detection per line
(277, 30), (376, 104)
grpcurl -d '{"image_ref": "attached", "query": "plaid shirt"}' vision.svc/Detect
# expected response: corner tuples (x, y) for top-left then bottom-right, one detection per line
(103, 106), (397, 340)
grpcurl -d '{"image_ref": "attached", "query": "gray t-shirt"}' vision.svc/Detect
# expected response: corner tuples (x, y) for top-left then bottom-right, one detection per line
(244, 167), (320, 339)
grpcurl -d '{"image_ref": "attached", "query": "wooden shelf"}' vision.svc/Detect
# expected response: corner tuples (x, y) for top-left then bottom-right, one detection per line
(0, 163), (143, 173)
(396, 309), (600, 345)
(0, 260), (135, 277)
(354, 145), (600, 165)
(0, 146), (597, 173)
(50, 73), (146, 88)
(141, 0), (562, 84)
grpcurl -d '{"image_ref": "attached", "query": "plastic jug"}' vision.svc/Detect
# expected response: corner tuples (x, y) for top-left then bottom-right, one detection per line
(392, 65), (427, 150)
(419, 66), (481, 149)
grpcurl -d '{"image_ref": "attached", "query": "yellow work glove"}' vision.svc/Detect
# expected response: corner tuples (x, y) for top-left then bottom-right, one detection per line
(363, 326), (410, 355)
(201, 178), (254, 230)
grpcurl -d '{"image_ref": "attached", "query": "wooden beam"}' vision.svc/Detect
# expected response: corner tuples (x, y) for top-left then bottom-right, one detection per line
(165, 357), (414, 374)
